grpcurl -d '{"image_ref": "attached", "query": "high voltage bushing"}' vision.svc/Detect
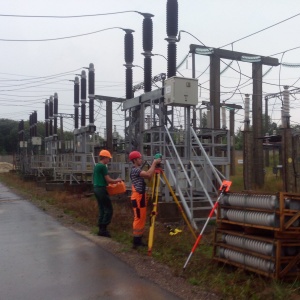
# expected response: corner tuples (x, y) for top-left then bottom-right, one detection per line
(166, 0), (178, 36)
(88, 63), (95, 126)
(124, 31), (134, 63)
(124, 30), (134, 99)
(282, 85), (290, 128)
(33, 111), (37, 137)
(80, 70), (87, 128)
(29, 113), (32, 138)
(166, 0), (178, 78)
(49, 96), (54, 136)
(167, 43), (177, 78)
(45, 99), (49, 137)
(141, 13), (154, 92)
(219, 248), (275, 273)
(53, 93), (58, 137)
(126, 68), (133, 99)
(74, 76), (80, 129)
(221, 193), (278, 210)
(143, 15), (153, 52)
(144, 56), (152, 92)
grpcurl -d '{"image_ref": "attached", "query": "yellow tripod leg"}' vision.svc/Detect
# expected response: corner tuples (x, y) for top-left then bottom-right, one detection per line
(148, 172), (160, 256)
(161, 171), (197, 240)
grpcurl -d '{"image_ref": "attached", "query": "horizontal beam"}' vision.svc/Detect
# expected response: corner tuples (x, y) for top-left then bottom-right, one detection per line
(190, 44), (279, 66)
(94, 95), (125, 103)
(122, 88), (163, 110)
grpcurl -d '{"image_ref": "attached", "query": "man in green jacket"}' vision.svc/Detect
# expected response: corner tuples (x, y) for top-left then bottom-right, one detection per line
(93, 149), (122, 237)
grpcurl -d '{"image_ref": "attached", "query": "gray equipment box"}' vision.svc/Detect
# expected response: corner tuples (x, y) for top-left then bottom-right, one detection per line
(164, 76), (198, 106)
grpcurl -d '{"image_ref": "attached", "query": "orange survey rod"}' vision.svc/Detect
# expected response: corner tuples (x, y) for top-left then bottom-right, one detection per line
(183, 180), (232, 270)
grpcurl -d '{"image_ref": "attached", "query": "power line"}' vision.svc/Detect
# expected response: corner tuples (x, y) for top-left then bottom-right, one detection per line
(220, 12), (300, 49)
(0, 10), (141, 18)
(0, 27), (129, 42)
(0, 68), (82, 80)
(270, 45), (300, 57)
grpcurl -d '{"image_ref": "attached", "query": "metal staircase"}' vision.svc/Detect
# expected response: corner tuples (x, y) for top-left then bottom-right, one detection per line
(142, 125), (230, 231)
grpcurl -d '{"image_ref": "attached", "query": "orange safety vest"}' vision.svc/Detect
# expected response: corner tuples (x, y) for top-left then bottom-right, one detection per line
(131, 185), (148, 237)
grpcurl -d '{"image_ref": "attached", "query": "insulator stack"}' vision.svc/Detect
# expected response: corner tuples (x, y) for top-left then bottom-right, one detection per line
(126, 68), (133, 99)
(166, 0), (178, 78)
(74, 77), (79, 129)
(49, 96), (54, 136)
(124, 30), (134, 99)
(29, 114), (32, 138)
(167, 43), (177, 78)
(244, 94), (250, 126)
(124, 31), (134, 63)
(219, 248), (275, 273)
(214, 192), (300, 279)
(222, 234), (274, 256)
(142, 14), (154, 92)
(167, 0), (178, 36)
(53, 93), (58, 137)
(282, 86), (290, 128)
(144, 57), (152, 92)
(45, 100), (49, 137)
(80, 70), (87, 128)
(221, 106), (226, 129)
(31, 113), (34, 137)
(222, 209), (277, 227)
(221, 193), (278, 210)
(33, 111), (37, 137)
(88, 63), (95, 126)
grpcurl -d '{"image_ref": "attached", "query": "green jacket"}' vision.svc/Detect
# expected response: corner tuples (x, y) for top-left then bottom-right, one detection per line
(93, 163), (108, 187)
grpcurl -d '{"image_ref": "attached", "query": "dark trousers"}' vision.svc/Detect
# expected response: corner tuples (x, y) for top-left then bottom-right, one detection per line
(94, 187), (113, 226)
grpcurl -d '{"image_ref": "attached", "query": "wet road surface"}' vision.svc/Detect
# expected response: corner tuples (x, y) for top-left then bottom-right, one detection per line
(0, 183), (181, 300)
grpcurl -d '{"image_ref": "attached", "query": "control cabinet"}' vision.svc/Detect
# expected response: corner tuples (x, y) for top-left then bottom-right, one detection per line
(164, 76), (198, 106)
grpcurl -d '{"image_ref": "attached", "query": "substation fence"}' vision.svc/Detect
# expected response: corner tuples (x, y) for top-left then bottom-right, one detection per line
(213, 192), (300, 280)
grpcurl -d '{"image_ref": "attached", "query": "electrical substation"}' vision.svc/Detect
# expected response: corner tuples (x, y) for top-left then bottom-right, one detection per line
(14, 0), (300, 280)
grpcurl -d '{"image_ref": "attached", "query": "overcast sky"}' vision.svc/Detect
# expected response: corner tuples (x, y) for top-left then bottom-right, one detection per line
(1, 0), (300, 135)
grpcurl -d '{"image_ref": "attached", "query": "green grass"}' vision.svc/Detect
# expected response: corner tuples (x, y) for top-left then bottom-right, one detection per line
(0, 171), (299, 299)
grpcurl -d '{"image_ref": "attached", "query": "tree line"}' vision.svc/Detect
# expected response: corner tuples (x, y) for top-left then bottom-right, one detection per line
(0, 119), (72, 155)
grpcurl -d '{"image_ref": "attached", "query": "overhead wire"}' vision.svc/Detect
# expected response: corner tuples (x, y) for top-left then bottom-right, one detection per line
(219, 12), (300, 49)
(0, 11), (142, 18)
(0, 27), (131, 42)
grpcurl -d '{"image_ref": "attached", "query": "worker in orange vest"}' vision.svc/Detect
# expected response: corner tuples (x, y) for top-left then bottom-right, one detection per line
(93, 150), (122, 237)
(129, 151), (161, 249)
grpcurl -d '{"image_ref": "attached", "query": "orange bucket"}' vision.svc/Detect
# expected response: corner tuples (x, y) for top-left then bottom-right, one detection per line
(106, 181), (126, 196)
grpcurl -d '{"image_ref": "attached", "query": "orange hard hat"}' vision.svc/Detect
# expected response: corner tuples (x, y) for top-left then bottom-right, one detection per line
(129, 151), (142, 161)
(99, 149), (112, 158)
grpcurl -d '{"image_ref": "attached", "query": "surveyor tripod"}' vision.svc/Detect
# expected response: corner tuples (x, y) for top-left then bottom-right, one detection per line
(147, 167), (197, 256)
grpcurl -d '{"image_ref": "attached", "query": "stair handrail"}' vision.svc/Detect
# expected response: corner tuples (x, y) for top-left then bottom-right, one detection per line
(164, 125), (192, 187)
(190, 160), (216, 214)
(190, 126), (223, 186)
(191, 146), (219, 194)
(165, 159), (198, 230)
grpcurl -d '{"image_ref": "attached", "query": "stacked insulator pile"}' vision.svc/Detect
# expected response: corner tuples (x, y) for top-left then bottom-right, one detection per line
(213, 192), (300, 280)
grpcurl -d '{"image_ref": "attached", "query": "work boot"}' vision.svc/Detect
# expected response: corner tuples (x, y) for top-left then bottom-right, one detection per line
(132, 236), (147, 249)
(98, 225), (111, 238)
